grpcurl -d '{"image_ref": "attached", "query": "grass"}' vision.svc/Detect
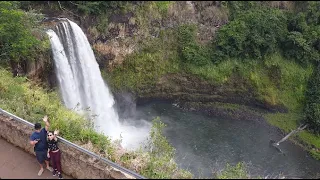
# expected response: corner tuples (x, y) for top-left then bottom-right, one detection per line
(0, 67), (195, 178)
(264, 112), (301, 133)
(185, 53), (313, 111)
(214, 162), (251, 179)
(264, 112), (320, 160)
(0, 68), (114, 155)
(154, 1), (173, 15)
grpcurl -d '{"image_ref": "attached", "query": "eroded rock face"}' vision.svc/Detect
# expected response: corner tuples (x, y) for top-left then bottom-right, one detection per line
(82, 1), (229, 70)
(136, 73), (288, 113)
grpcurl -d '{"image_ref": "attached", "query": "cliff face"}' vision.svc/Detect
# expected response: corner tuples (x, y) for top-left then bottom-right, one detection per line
(82, 1), (228, 70)
(25, 1), (286, 113)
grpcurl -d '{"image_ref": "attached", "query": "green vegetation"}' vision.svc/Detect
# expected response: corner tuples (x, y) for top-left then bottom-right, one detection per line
(107, 28), (180, 91)
(154, 1), (172, 15)
(215, 162), (251, 179)
(305, 67), (320, 134)
(0, 1), (49, 65)
(213, 8), (287, 62)
(0, 68), (194, 178)
(1, 0), (320, 178)
(107, 1), (320, 158)
(0, 68), (113, 153)
(141, 117), (193, 178)
(265, 112), (320, 160)
(283, 2), (320, 64)
(177, 25), (211, 66)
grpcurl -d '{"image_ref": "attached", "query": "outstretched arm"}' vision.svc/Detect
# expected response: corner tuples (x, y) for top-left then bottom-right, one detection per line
(43, 115), (50, 131)
(53, 130), (59, 141)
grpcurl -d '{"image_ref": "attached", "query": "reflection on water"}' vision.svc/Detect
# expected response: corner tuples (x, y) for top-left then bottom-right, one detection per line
(134, 102), (320, 178)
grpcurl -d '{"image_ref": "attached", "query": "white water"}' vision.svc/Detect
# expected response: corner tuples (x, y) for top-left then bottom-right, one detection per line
(46, 19), (150, 149)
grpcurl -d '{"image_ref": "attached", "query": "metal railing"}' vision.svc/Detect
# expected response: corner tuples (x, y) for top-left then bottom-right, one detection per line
(0, 108), (146, 179)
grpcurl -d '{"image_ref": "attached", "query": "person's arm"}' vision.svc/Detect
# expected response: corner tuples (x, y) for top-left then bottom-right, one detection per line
(53, 130), (59, 141)
(29, 135), (39, 146)
(47, 148), (50, 158)
(43, 115), (50, 131)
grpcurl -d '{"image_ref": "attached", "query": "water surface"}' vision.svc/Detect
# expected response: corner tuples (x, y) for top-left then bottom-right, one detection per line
(134, 102), (320, 178)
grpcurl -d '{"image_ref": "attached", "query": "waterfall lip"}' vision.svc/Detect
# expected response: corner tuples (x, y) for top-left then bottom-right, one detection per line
(41, 17), (69, 24)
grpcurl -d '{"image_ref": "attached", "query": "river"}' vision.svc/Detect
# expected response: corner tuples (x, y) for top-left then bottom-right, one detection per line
(128, 101), (320, 178)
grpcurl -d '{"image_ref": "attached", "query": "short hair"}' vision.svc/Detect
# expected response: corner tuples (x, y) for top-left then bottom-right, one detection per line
(34, 123), (41, 130)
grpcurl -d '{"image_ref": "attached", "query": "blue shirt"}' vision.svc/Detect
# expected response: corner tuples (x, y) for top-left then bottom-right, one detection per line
(30, 128), (48, 152)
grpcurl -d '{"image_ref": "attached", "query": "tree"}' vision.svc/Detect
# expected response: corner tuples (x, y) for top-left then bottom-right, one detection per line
(304, 65), (320, 134)
(0, 1), (41, 63)
(213, 8), (288, 62)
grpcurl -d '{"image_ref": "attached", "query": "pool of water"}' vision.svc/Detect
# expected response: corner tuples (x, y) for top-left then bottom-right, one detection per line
(131, 101), (320, 178)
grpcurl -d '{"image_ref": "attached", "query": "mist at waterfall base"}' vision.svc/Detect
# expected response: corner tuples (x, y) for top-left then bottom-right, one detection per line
(46, 19), (151, 150)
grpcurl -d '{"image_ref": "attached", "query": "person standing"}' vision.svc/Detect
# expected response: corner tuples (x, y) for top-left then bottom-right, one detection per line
(29, 115), (53, 176)
(47, 129), (63, 179)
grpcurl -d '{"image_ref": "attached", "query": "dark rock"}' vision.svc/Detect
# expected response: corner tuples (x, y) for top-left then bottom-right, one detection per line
(127, 24), (138, 37)
(109, 12), (134, 24)
(108, 27), (120, 38)
(96, 53), (116, 69)
(136, 73), (288, 113)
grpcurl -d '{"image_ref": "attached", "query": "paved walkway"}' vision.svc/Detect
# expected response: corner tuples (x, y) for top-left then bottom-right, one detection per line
(0, 137), (71, 179)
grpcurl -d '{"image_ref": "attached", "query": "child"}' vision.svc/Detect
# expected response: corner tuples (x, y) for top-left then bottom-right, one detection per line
(47, 130), (63, 179)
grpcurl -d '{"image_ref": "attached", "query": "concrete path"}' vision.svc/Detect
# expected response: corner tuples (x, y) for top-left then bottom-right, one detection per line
(0, 137), (72, 179)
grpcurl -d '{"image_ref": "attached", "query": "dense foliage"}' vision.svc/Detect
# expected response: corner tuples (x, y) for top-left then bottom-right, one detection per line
(283, 2), (320, 64)
(0, 1), (48, 64)
(177, 25), (211, 66)
(305, 66), (320, 134)
(213, 8), (287, 62)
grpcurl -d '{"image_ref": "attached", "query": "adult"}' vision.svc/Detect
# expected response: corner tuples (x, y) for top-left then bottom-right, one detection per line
(30, 115), (53, 176)
(47, 130), (63, 179)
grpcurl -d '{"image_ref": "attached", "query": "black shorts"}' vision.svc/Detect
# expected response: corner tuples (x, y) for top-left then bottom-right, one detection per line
(35, 150), (49, 164)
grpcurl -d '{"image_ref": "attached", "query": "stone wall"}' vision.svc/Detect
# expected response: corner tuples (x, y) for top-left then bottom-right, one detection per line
(0, 113), (135, 179)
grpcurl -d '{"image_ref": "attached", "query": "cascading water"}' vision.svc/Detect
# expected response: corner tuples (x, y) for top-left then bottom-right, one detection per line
(46, 19), (150, 149)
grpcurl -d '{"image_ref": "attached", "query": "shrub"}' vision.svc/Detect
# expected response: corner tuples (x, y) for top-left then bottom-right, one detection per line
(283, 2), (320, 64)
(177, 25), (211, 66)
(213, 8), (287, 62)
(305, 66), (320, 134)
(141, 117), (193, 179)
(0, 1), (47, 64)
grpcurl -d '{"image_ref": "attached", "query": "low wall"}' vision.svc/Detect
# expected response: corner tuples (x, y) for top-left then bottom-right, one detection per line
(0, 114), (135, 179)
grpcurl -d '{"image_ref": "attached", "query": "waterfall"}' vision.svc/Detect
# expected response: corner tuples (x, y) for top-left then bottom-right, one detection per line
(46, 19), (150, 149)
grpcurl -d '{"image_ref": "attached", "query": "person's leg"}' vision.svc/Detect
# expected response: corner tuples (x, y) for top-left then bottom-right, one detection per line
(56, 151), (63, 179)
(50, 151), (57, 175)
(35, 151), (44, 176)
(44, 151), (53, 172)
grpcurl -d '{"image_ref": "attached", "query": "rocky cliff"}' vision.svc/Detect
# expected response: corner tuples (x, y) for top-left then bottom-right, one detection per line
(21, 1), (287, 114)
